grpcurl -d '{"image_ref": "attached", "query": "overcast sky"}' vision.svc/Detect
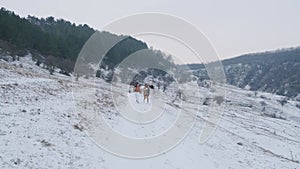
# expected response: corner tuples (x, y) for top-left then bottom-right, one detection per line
(1, 0), (300, 62)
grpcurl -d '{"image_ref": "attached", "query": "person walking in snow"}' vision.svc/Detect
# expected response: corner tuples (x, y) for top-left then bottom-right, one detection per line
(172, 89), (182, 103)
(163, 81), (167, 93)
(143, 83), (150, 103)
(134, 83), (141, 103)
(149, 80), (155, 95)
(149, 80), (154, 89)
(157, 81), (161, 90)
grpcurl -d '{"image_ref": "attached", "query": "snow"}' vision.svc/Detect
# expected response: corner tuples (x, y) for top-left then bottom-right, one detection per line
(0, 56), (300, 168)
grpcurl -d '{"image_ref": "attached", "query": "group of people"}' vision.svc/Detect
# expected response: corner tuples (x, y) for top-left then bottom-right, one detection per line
(132, 80), (183, 105)
(132, 79), (170, 103)
(133, 83), (151, 103)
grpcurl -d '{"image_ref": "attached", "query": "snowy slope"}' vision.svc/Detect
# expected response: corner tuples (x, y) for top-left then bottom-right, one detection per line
(0, 56), (300, 169)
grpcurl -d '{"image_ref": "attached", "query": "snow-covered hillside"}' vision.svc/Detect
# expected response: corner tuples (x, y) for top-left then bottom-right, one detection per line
(1, 56), (300, 169)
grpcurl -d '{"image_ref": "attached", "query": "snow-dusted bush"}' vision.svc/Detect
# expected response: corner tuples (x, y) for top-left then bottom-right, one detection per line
(277, 97), (288, 106)
(262, 111), (286, 120)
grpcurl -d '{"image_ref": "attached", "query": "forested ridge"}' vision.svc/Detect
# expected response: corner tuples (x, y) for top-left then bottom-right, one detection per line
(0, 8), (152, 75)
(189, 47), (300, 97)
(1, 8), (299, 97)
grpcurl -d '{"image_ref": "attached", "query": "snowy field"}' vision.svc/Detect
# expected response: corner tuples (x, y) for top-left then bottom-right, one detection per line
(0, 56), (300, 169)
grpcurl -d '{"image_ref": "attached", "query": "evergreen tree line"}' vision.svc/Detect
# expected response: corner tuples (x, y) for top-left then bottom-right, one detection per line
(0, 8), (173, 78)
(0, 8), (95, 74)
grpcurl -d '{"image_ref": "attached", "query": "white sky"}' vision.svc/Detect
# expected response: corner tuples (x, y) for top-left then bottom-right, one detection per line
(1, 0), (300, 63)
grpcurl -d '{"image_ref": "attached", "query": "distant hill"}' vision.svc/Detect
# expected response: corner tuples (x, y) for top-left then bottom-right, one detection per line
(1, 8), (299, 97)
(0, 7), (95, 74)
(190, 47), (300, 97)
(0, 8), (171, 78)
(0, 8), (94, 61)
